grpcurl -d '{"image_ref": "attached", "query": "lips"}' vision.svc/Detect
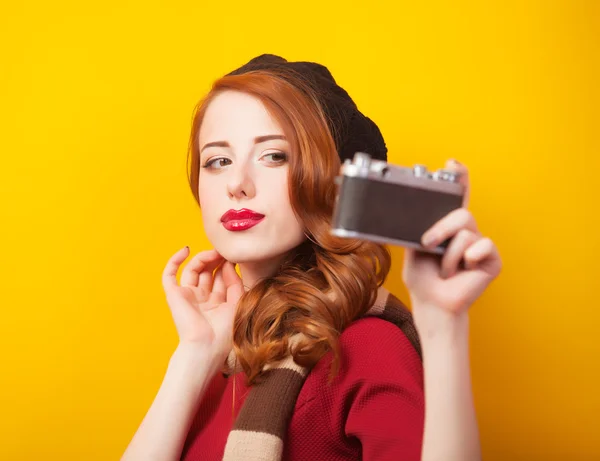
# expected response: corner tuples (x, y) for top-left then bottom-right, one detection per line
(220, 208), (265, 223)
(220, 208), (265, 232)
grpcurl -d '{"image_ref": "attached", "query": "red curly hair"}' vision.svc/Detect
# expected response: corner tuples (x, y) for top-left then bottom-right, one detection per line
(187, 68), (391, 384)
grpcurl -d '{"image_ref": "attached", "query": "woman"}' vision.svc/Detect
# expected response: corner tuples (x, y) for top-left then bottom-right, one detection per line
(122, 54), (502, 461)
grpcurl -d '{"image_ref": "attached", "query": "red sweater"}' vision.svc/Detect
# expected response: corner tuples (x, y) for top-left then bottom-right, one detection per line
(181, 317), (425, 460)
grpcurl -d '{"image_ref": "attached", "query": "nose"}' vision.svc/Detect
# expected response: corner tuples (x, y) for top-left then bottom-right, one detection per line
(226, 160), (256, 200)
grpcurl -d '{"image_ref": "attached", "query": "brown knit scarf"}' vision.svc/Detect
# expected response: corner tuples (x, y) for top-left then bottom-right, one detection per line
(220, 286), (422, 460)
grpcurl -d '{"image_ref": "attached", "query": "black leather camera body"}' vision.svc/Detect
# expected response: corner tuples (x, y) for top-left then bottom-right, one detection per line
(331, 152), (465, 254)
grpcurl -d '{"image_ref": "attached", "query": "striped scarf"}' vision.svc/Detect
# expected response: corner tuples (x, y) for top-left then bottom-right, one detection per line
(221, 286), (422, 461)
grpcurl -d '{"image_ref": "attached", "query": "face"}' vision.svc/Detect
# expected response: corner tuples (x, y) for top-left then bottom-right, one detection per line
(197, 90), (306, 265)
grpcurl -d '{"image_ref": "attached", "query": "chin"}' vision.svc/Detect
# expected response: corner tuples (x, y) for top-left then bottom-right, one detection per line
(220, 248), (282, 265)
(212, 237), (304, 266)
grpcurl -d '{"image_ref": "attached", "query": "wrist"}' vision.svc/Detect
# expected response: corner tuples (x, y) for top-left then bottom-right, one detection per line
(170, 343), (225, 377)
(411, 303), (470, 344)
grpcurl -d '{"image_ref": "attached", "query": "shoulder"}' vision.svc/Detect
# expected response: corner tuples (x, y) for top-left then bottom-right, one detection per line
(337, 316), (423, 381)
(340, 315), (419, 352)
(302, 315), (423, 394)
(294, 316), (425, 459)
(296, 291), (424, 409)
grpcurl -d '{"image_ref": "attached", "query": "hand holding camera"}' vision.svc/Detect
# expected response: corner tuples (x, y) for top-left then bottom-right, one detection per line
(332, 153), (502, 317)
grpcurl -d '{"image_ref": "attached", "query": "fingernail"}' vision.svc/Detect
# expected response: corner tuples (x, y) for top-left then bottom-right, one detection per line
(184, 246), (189, 251)
(451, 159), (462, 166)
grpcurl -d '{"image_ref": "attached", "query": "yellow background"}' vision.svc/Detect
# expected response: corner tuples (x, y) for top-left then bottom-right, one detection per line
(1, 1), (597, 459)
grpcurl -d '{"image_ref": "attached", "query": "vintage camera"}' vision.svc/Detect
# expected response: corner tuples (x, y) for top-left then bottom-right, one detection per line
(331, 152), (465, 254)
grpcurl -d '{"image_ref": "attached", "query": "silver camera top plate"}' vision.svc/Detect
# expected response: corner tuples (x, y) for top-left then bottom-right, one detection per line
(337, 152), (464, 196)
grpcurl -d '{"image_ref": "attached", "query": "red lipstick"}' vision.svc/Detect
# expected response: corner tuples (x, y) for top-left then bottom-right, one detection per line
(220, 208), (265, 231)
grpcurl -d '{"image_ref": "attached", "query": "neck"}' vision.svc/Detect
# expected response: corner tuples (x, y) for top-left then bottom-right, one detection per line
(237, 239), (311, 291)
(238, 255), (286, 291)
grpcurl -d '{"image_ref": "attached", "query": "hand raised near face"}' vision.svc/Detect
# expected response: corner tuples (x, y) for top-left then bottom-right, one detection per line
(161, 247), (244, 361)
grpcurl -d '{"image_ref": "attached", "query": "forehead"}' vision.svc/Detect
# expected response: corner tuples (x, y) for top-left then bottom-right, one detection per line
(199, 90), (284, 143)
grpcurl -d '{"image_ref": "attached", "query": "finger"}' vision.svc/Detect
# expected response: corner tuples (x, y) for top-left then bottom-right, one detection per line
(221, 261), (244, 303)
(162, 246), (190, 292)
(446, 159), (470, 207)
(198, 258), (225, 294)
(440, 229), (479, 279)
(443, 269), (495, 310)
(211, 261), (227, 299)
(464, 237), (502, 276)
(180, 249), (223, 287)
(403, 246), (440, 268)
(421, 207), (479, 249)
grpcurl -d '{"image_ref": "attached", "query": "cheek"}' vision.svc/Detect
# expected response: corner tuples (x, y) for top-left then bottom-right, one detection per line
(197, 180), (212, 209)
(272, 176), (292, 211)
(273, 179), (302, 226)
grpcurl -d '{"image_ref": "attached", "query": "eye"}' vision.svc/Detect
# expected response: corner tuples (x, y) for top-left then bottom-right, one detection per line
(261, 151), (288, 164)
(202, 157), (231, 170)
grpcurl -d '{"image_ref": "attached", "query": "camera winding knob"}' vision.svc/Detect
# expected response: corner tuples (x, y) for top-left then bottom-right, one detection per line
(413, 165), (429, 178)
(434, 169), (460, 183)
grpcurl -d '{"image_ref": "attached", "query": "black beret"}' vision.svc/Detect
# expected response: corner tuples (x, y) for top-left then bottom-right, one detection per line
(226, 54), (387, 163)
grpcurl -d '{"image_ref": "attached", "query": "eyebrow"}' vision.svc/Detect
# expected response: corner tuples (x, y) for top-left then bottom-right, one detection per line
(200, 135), (287, 154)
